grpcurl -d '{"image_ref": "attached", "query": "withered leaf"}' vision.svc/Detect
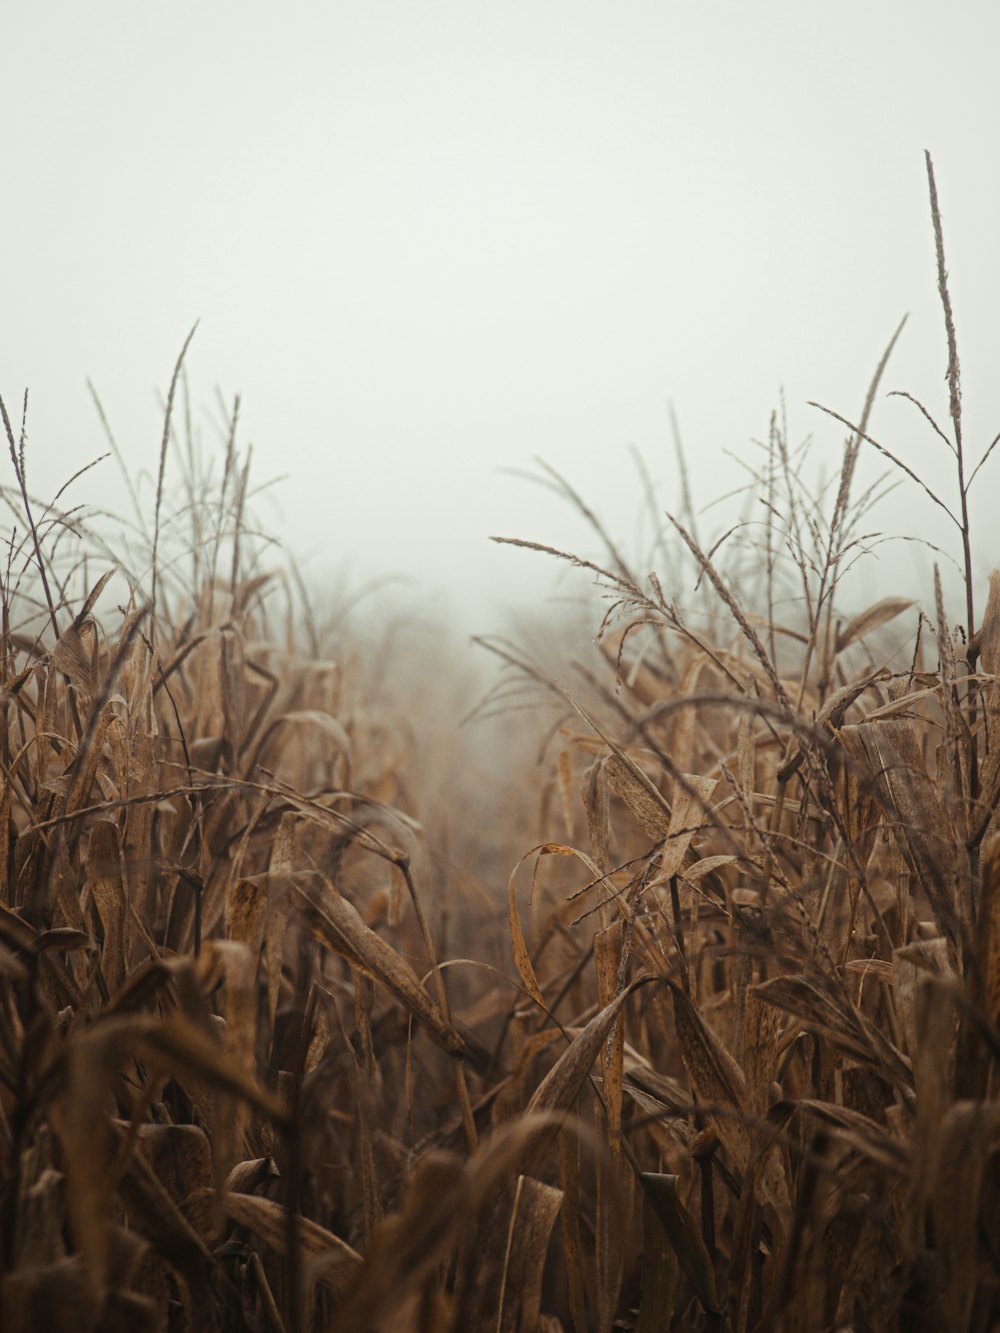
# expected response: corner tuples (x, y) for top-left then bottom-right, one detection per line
(836, 597), (915, 652)
(496, 1175), (564, 1333)
(224, 1191), (362, 1296)
(297, 876), (489, 1069)
(671, 983), (749, 1171)
(641, 1173), (718, 1314)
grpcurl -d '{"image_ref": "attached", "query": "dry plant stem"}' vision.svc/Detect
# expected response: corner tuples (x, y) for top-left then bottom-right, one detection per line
(813, 316), (907, 698)
(535, 457), (636, 585)
(1, 390), (59, 639)
(208, 392), (241, 621)
(668, 399), (700, 548)
(87, 377), (146, 532)
(925, 152), (972, 633)
(150, 321), (198, 637)
(925, 152), (984, 826)
(230, 445), (252, 599)
(283, 981), (314, 1333)
(807, 401), (960, 528)
(667, 514), (791, 715)
(757, 411), (781, 672)
(669, 875), (690, 995)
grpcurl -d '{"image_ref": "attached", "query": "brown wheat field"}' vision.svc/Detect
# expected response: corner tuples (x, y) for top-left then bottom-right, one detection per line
(0, 154), (997, 1332)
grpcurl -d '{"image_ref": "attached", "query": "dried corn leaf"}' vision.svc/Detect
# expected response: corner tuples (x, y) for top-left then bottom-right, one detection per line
(605, 753), (672, 840)
(524, 984), (639, 1176)
(0, 902), (36, 952)
(121, 743), (156, 911)
(836, 597), (915, 652)
(742, 989), (781, 1119)
(0, 774), (11, 905)
(297, 875), (486, 1069)
(639, 1182), (678, 1333)
(352, 971), (383, 1244)
(496, 1175), (563, 1333)
(912, 977), (955, 1144)
(129, 1122), (213, 1240)
(736, 706), (755, 802)
(73, 567), (118, 628)
(641, 1172), (719, 1315)
(224, 1157), (279, 1195)
(196, 938), (259, 1181)
(507, 847), (557, 1011)
(0, 939), (27, 980)
(456, 1113), (626, 1330)
(13, 1166), (67, 1268)
(683, 853), (740, 882)
(52, 1031), (126, 1289)
(31, 926), (91, 955)
(978, 569), (1000, 673)
(492, 1028), (563, 1127)
(582, 756), (612, 873)
(556, 747), (575, 839)
(115, 1134), (212, 1311)
(594, 921), (625, 1156)
(330, 1151), (468, 1330)
(752, 974), (909, 1084)
(106, 958), (174, 1015)
(263, 814), (295, 1029)
(225, 875), (268, 953)
(623, 1065), (688, 1120)
(838, 718), (962, 954)
(136, 1013), (289, 1124)
(658, 773), (719, 881)
(197, 939), (258, 1074)
(672, 983), (749, 1172)
(906, 1025), (949, 1259)
(1, 1257), (103, 1333)
(863, 686), (941, 720)
(65, 700), (115, 825)
(258, 708), (352, 760)
(783, 1099), (909, 1176)
(223, 875), (274, 1038)
(740, 990), (792, 1215)
(816, 669), (890, 730)
(971, 672), (999, 839)
(266, 780), (407, 863)
(51, 623), (96, 696)
(975, 739), (1000, 848)
(224, 1191), (362, 1295)
(558, 1128), (588, 1333)
(931, 1101), (998, 1322)
(669, 655), (704, 777)
(595, 1147), (629, 1331)
(977, 838), (1000, 1027)
(844, 957), (895, 984)
(86, 819), (130, 993)
(892, 936), (954, 1062)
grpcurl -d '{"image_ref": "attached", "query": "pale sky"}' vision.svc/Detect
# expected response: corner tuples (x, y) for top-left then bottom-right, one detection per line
(3, 2), (998, 627)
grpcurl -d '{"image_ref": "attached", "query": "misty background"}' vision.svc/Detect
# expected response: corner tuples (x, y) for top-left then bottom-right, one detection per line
(3, 1), (999, 632)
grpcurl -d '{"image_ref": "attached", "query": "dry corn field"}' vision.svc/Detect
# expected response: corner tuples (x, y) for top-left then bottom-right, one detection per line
(1, 156), (998, 1332)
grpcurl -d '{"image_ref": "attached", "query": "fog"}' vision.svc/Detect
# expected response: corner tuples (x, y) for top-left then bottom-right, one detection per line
(3, 2), (999, 629)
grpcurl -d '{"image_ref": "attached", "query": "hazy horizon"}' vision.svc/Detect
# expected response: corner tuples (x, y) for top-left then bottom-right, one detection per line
(3, 2), (998, 630)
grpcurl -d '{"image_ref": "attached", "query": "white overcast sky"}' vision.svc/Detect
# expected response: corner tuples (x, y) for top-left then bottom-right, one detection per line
(3, 2), (999, 627)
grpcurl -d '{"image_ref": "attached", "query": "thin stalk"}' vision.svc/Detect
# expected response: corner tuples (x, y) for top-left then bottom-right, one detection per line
(151, 322), (199, 637)
(925, 151), (973, 636)
(1, 391), (59, 640)
(926, 151), (980, 810)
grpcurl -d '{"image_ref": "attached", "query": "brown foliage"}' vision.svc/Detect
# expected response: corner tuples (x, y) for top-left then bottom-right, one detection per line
(1, 156), (998, 1332)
